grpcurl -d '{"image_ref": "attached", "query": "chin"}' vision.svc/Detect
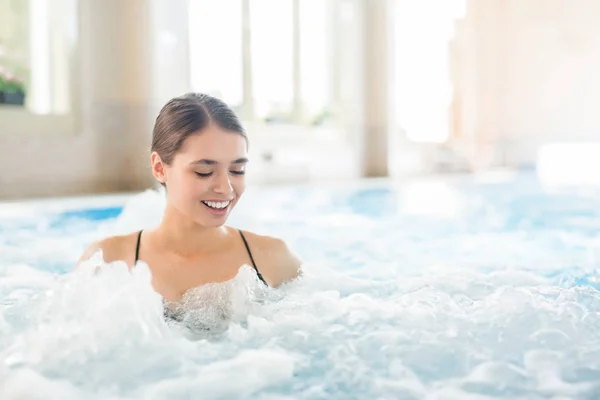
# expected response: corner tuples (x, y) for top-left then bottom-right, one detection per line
(197, 218), (228, 228)
(195, 209), (231, 228)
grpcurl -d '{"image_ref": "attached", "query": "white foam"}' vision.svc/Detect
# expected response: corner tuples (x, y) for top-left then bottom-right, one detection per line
(143, 349), (296, 400)
(2, 175), (600, 398)
(0, 368), (96, 400)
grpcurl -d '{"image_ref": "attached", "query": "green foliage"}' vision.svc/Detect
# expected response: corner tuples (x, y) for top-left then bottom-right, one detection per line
(0, 72), (25, 93)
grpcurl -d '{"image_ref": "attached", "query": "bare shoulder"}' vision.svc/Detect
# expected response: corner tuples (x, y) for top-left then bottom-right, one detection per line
(76, 231), (140, 270)
(238, 230), (302, 287)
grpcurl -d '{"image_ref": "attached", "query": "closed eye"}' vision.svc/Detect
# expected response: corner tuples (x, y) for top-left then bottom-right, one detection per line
(194, 170), (245, 178)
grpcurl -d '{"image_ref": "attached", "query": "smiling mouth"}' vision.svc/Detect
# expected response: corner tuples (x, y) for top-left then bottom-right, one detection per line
(201, 200), (231, 210)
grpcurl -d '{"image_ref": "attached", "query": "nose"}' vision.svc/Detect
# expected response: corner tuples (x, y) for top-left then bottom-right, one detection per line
(213, 171), (233, 195)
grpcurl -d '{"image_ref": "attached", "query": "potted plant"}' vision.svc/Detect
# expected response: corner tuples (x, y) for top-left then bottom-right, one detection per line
(0, 74), (5, 104)
(0, 72), (26, 106)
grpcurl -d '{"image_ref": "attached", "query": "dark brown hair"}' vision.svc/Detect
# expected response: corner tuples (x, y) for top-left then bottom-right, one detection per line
(151, 93), (247, 166)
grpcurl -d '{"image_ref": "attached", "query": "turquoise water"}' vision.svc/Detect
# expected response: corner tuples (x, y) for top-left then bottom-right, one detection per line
(1, 172), (600, 399)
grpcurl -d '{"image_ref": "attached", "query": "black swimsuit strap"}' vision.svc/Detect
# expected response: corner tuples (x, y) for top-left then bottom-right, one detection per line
(134, 230), (142, 263)
(238, 229), (268, 286)
(134, 228), (267, 285)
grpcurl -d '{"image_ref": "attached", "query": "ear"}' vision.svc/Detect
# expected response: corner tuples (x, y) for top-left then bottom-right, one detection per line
(151, 152), (167, 184)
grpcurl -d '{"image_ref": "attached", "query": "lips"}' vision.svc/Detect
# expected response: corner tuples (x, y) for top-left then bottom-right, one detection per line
(201, 200), (231, 209)
(200, 199), (233, 217)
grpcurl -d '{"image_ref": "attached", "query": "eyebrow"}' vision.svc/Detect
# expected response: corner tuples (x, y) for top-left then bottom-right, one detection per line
(191, 158), (249, 165)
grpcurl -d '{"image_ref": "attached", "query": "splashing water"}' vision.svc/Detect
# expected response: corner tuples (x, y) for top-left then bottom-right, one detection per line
(2, 172), (600, 399)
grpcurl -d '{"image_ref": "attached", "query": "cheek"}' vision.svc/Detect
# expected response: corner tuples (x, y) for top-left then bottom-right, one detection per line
(169, 170), (200, 196)
(233, 177), (246, 196)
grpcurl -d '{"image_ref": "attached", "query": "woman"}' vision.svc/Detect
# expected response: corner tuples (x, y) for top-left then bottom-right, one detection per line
(77, 93), (302, 310)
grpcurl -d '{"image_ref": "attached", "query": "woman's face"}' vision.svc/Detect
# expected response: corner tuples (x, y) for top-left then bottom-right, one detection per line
(152, 126), (248, 227)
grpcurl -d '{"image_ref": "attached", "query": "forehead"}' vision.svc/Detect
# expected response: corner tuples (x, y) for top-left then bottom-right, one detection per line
(177, 126), (247, 162)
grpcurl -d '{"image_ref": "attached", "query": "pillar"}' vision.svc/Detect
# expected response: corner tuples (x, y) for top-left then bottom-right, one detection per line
(241, 0), (256, 121)
(80, 0), (191, 192)
(291, 0), (304, 123)
(360, 0), (393, 177)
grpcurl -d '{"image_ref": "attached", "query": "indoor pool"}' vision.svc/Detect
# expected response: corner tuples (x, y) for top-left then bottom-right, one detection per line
(1, 171), (600, 399)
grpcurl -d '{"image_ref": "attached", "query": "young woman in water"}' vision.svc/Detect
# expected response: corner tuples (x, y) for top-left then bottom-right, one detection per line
(77, 93), (302, 307)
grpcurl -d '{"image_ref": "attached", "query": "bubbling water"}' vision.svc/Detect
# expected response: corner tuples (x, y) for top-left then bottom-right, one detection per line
(0, 257), (300, 399)
(2, 175), (600, 399)
(2, 257), (600, 399)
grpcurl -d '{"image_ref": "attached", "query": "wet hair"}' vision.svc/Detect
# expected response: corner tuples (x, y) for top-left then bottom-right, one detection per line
(151, 92), (247, 166)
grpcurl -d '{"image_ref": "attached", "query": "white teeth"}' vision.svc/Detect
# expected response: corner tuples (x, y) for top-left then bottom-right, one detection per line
(203, 200), (230, 209)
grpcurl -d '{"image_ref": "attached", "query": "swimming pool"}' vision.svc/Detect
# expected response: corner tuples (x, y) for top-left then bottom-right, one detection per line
(1, 171), (600, 399)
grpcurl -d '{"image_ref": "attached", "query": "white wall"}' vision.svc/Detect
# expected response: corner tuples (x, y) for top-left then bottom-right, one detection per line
(450, 0), (600, 168)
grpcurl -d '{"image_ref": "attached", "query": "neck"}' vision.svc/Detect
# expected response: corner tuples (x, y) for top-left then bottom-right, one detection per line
(154, 203), (228, 256)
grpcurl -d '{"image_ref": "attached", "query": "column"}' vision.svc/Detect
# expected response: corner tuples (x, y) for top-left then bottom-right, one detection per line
(241, 0), (256, 121)
(291, 0), (304, 123)
(327, 0), (343, 127)
(81, 0), (155, 191)
(150, 0), (192, 107)
(361, 0), (393, 177)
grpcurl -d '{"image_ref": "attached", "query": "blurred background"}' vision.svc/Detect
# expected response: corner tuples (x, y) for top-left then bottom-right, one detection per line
(1, 0), (598, 200)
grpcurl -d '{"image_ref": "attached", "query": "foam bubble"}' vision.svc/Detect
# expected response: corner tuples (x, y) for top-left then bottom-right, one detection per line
(0, 368), (95, 400)
(2, 174), (600, 398)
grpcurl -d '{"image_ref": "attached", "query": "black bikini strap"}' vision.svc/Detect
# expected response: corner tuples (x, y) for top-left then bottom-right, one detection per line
(238, 229), (267, 285)
(134, 230), (142, 263)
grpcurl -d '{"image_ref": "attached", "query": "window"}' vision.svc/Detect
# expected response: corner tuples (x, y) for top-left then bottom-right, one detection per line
(299, 0), (331, 122)
(393, 0), (466, 143)
(249, 0), (293, 120)
(189, 0), (243, 109)
(0, 0), (29, 108)
(189, 0), (335, 126)
(0, 0), (76, 115)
